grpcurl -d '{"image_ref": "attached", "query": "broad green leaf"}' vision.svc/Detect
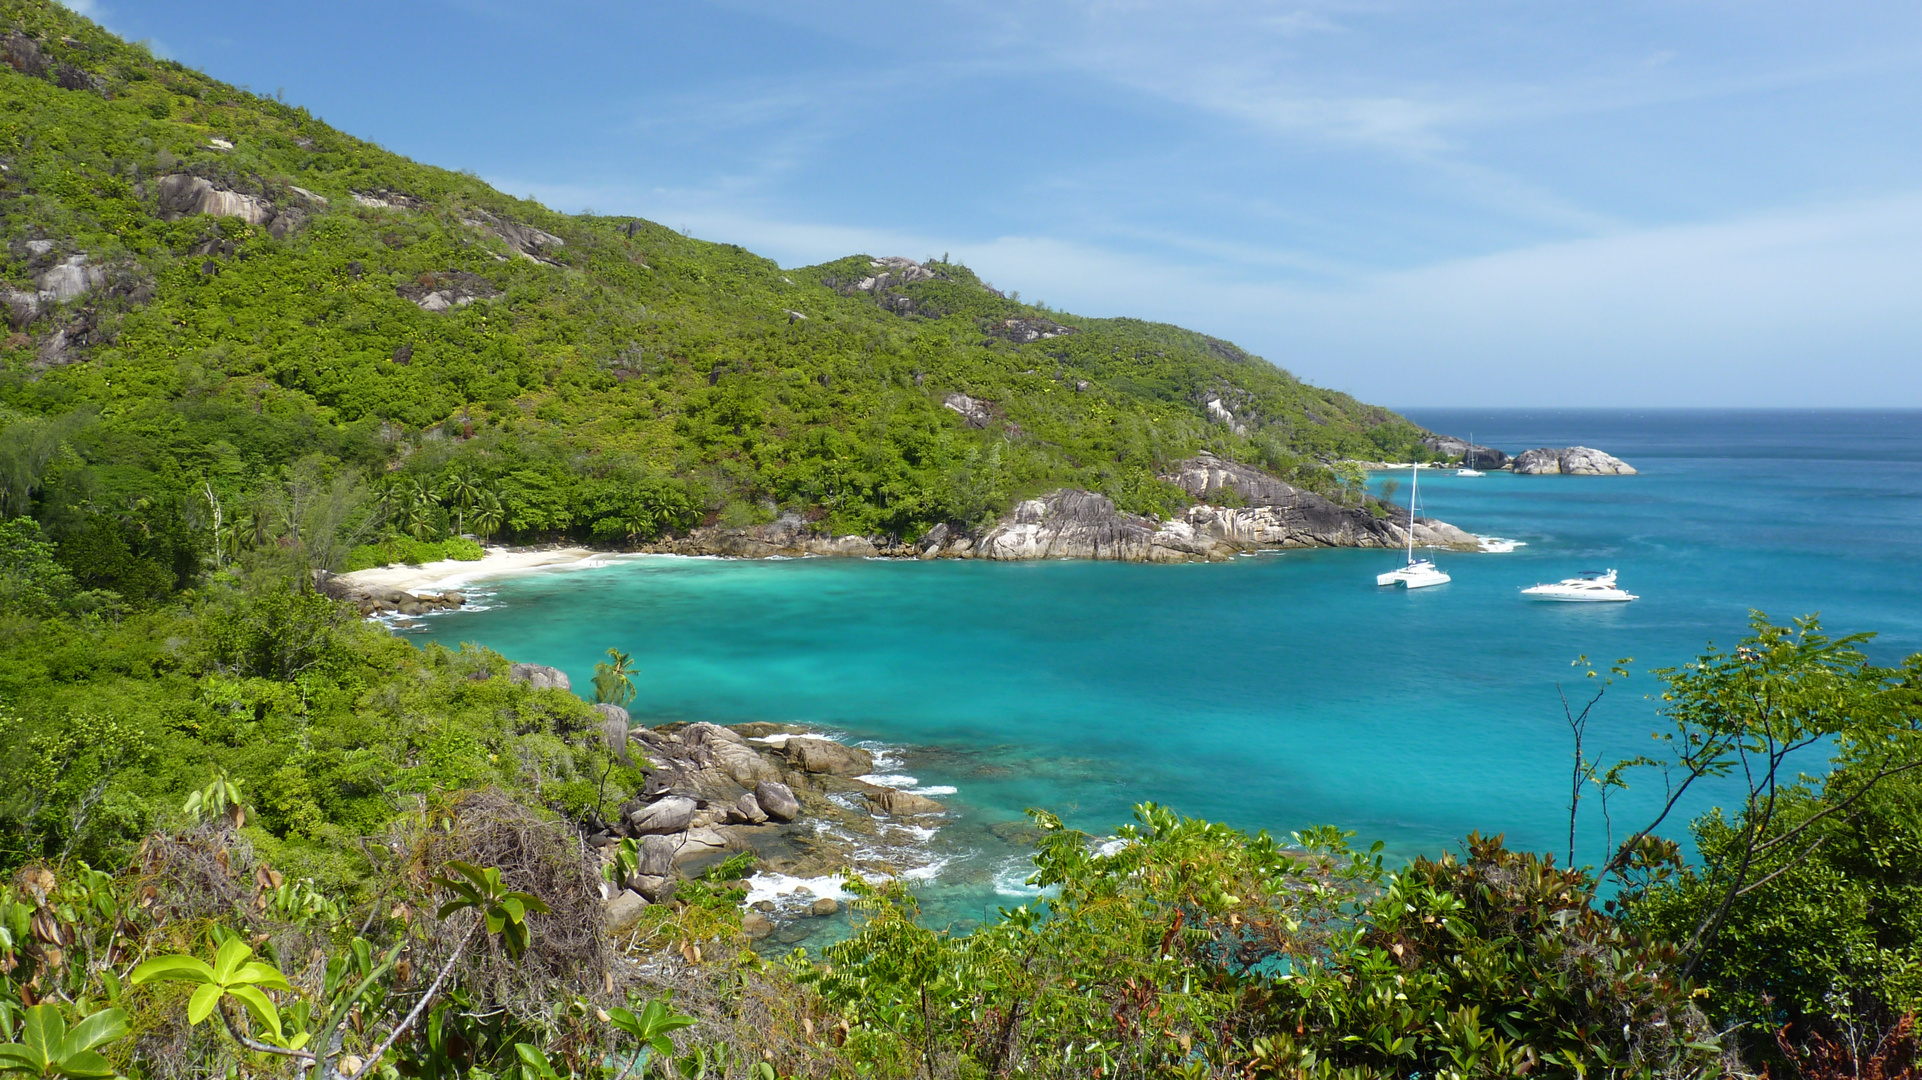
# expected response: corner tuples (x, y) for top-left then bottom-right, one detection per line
(58, 1009), (128, 1056)
(224, 985), (282, 1042)
(211, 939), (252, 983)
(52, 1048), (116, 1079)
(186, 983), (223, 1026)
(131, 955), (216, 986)
(501, 896), (524, 923)
(20, 1005), (62, 1068)
(485, 910), (506, 935)
(231, 961), (293, 991)
(0, 1044), (48, 1073)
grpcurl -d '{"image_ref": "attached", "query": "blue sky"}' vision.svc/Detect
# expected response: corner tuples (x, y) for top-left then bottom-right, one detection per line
(68, 1), (1922, 406)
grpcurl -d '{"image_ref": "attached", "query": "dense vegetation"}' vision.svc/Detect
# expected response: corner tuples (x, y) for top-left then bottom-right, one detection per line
(4, 3), (1921, 1078)
(0, 0), (1425, 604)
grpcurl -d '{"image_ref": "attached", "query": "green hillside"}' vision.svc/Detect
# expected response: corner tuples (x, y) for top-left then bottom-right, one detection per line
(0, 0), (1422, 595)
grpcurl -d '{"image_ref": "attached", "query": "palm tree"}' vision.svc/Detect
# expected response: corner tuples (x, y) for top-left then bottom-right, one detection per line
(441, 468), (486, 537)
(470, 491), (504, 540)
(398, 477), (437, 540)
(592, 648), (637, 707)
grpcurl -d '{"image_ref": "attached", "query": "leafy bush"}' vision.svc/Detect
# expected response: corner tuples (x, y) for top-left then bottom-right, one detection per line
(344, 535), (484, 571)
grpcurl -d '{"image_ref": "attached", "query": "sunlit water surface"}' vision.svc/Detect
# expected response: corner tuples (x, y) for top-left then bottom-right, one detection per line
(417, 409), (1922, 934)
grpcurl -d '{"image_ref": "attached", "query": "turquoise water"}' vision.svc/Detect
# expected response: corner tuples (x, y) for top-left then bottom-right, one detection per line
(419, 409), (1922, 930)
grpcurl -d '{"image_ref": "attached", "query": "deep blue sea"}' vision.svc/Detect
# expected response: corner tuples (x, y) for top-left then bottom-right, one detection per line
(419, 409), (1922, 932)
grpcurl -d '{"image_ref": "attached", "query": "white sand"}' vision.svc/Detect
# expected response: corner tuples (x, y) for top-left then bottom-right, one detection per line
(330, 546), (601, 594)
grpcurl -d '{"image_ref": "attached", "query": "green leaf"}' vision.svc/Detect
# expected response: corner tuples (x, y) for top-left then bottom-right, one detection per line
(501, 896), (524, 924)
(0, 1046), (46, 1073)
(224, 985), (283, 1042)
(51, 1049), (117, 1079)
(231, 961), (293, 991)
(186, 984), (223, 1026)
(58, 1009), (128, 1057)
(20, 1005), (63, 1069)
(211, 939), (252, 983)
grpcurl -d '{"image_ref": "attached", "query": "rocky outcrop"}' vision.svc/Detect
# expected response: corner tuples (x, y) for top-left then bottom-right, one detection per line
(1511, 447), (1637, 476)
(395, 270), (502, 313)
(632, 452), (1475, 562)
(641, 513), (906, 559)
(1421, 435), (1510, 470)
(154, 173), (319, 237)
(461, 209), (565, 264)
(942, 392), (994, 428)
(782, 737), (874, 777)
(507, 663), (570, 692)
(926, 454), (1475, 563)
(327, 585), (469, 618)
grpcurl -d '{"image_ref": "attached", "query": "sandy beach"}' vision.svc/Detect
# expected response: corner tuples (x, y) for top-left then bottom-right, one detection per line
(329, 546), (603, 594)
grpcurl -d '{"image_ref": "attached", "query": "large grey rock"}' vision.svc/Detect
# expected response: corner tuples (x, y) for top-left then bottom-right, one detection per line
(1512, 447), (1637, 476)
(507, 663), (571, 691)
(626, 796), (696, 835)
(625, 874), (674, 903)
(595, 704), (631, 762)
(727, 793), (769, 825)
(636, 835), (676, 877)
(942, 392), (994, 428)
(783, 737), (874, 776)
(155, 173), (276, 226)
(35, 256), (105, 303)
(604, 890), (649, 935)
(755, 780), (801, 822)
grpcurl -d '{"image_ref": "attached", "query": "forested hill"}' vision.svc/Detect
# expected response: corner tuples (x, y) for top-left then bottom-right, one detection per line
(0, 0), (1424, 595)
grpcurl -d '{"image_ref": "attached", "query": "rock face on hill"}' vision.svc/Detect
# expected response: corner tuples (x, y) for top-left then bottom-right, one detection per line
(1511, 447), (1637, 475)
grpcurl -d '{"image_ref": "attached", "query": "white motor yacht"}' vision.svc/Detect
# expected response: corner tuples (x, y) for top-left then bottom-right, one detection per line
(1455, 467), (1485, 477)
(1521, 569), (1638, 602)
(1376, 463), (1451, 589)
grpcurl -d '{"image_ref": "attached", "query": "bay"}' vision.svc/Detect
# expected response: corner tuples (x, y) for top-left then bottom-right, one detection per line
(419, 408), (1922, 930)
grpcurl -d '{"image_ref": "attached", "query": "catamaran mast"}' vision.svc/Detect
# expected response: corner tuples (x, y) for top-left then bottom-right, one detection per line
(1406, 462), (1417, 564)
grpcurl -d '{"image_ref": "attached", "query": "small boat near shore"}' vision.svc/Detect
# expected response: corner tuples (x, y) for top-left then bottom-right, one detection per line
(1521, 569), (1638, 602)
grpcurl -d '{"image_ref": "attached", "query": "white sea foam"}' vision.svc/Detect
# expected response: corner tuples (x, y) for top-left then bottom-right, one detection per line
(1477, 537), (1527, 553)
(857, 773), (919, 789)
(914, 785), (958, 796)
(992, 856), (1046, 898)
(743, 872), (855, 907)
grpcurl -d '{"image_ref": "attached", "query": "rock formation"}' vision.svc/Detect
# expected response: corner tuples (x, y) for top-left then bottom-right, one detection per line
(1420, 435), (1510, 470)
(1511, 447), (1637, 475)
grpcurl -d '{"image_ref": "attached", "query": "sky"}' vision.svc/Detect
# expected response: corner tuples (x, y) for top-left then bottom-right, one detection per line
(66, 0), (1922, 407)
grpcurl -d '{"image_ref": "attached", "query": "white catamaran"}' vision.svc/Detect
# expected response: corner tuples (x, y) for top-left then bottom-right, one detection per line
(1376, 464), (1451, 589)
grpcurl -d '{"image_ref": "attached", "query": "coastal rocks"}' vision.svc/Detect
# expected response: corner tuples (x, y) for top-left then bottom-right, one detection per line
(1421, 435), (1509, 470)
(864, 786), (946, 817)
(626, 796), (697, 835)
(1512, 447), (1637, 476)
(508, 663), (571, 692)
(783, 737), (874, 777)
(974, 489), (1193, 562)
(346, 588), (468, 617)
(809, 897), (840, 917)
(642, 513), (893, 559)
(755, 780), (801, 822)
(595, 704), (631, 762)
(741, 910), (775, 939)
(604, 890), (649, 935)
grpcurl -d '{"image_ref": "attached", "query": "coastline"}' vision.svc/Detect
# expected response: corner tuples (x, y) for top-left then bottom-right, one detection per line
(329, 545), (602, 595)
